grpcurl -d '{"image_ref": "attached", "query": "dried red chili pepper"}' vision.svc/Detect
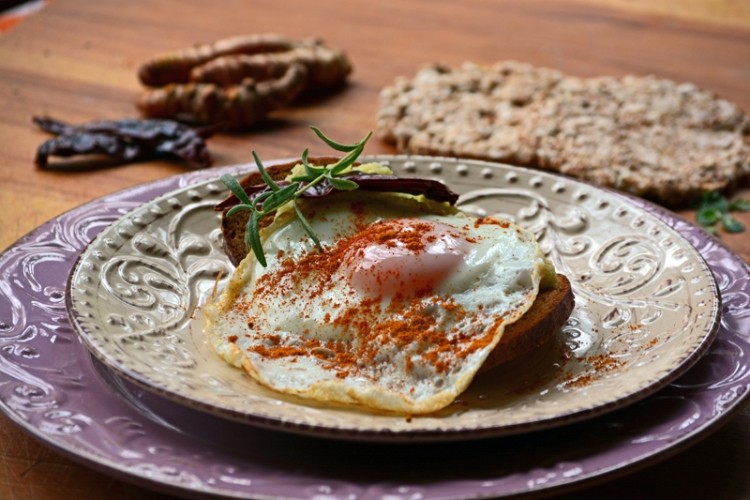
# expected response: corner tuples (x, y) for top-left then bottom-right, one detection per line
(214, 172), (459, 211)
(33, 116), (217, 168)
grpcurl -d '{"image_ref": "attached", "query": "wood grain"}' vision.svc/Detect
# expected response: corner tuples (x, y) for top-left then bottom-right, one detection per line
(581, 0), (750, 29)
(0, 0), (749, 498)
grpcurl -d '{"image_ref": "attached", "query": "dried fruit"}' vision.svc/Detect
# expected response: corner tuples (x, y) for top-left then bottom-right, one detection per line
(137, 65), (307, 128)
(136, 34), (352, 128)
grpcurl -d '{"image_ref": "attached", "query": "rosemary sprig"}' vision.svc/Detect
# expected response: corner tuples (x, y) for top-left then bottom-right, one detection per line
(220, 127), (372, 266)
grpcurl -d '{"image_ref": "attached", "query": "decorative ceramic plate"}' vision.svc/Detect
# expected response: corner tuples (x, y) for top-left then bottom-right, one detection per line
(1, 162), (748, 498)
(64, 157), (721, 440)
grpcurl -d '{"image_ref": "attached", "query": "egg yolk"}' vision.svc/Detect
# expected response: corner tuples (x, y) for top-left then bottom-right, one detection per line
(342, 219), (470, 299)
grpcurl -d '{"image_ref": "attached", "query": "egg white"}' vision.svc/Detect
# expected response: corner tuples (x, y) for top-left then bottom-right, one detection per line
(204, 192), (546, 414)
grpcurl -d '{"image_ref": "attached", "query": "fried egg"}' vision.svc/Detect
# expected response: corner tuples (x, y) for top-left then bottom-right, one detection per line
(204, 191), (547, 414)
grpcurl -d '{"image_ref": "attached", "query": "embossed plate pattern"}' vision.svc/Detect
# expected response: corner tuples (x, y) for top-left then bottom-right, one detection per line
(64, 157), (721, 440)
(0, 160), (748, 498)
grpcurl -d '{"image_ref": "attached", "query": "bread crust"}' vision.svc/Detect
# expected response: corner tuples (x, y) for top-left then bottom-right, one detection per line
(217, 158), (575, 369)
(479, 273), (574, 373)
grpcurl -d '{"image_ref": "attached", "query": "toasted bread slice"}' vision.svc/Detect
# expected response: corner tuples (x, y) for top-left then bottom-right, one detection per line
(216, 158), (574, 368)
(479, 273), (573, 373)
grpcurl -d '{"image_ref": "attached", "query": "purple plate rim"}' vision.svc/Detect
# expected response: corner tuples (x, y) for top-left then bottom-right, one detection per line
(1, 158), (748, 499)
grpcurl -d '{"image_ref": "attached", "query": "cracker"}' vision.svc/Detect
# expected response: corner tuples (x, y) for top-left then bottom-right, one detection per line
(377, 62), (750, 206)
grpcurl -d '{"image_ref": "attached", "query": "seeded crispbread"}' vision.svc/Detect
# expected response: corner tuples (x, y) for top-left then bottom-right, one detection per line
(377, 61), (750, 207)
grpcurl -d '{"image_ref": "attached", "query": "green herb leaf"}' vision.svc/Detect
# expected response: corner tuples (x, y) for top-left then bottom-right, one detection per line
(694, 191), (748, 237)
(253, 151), (281, 192)
(310, 126), (365, 152)
(246, 212), (266, 267)
(253, 190), (274, 209)
(293, 200), (322, 251)
(729, 199), (750, 212)
(697, 191), (729, 213)
(330, 137), (371, 175)
(220, 174), (253, 205)
(721, 214), (745, 233)
(293, 149), (326, 182)
(327, 176), (359, 191)
(696, 207), (723, 227)
(245, 212), (268, 267)
(225, 204), (252, 218)
(261, 183), (299, 212)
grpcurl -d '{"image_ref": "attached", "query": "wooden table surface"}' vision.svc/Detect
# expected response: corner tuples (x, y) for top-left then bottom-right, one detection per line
(1, 0), (749, 498)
